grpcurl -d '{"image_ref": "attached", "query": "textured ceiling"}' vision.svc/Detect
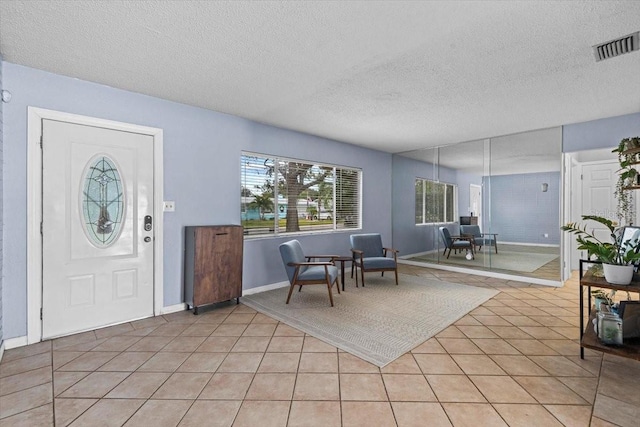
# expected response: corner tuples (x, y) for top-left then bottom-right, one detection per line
(1, 1), (639, 153)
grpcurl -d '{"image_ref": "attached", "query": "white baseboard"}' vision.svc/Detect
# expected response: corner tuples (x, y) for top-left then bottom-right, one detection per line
(160, 303), (187, 315)
(500, 241), (560, 248)
(242, 281), (289, 296)
(4, 335), (29, 350)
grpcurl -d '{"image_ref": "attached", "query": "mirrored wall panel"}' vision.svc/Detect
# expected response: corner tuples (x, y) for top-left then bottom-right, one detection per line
(392, 127), (562, 283)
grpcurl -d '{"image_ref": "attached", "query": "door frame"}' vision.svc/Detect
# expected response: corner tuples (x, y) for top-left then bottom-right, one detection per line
(561, 151), (639, 280)
(562, 155), (615, 278)
(561, 153), (574, 281)
(27, 107), (164, 344)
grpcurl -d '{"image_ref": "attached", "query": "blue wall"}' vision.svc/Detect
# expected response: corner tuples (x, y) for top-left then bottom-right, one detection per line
(487, 172), (561, 245)
(1, 62), (392, 339)
(563, 112), (640, 152)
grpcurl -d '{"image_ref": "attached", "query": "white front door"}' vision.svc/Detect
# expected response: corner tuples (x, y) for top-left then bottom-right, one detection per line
(42, 119), (155, 339)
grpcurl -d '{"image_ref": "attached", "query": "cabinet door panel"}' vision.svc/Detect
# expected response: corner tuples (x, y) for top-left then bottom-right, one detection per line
(186, 226), (243, 309)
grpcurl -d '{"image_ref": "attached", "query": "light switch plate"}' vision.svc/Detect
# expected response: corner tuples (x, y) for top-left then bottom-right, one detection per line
(163, 201), (175, 212)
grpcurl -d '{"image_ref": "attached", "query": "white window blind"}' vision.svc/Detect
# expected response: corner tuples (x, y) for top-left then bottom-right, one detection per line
(241, 152), (361, 237)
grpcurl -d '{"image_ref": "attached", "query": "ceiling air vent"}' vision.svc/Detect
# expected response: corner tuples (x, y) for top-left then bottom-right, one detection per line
(593, 31), (639, 62)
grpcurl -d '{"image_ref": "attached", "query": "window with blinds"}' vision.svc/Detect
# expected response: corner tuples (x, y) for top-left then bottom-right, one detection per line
(415, 178), (457, 224)
(241, 152), (361, 237)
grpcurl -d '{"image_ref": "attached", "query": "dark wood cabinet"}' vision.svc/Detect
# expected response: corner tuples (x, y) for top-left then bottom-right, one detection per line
(459, 216), (478, 225)
(184, 225), (243, 314)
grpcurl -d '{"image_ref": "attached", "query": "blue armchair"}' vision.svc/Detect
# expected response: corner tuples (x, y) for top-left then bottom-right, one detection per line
(350, 233), (398, 287)
(279, 240), (340, 306)
(439, 227), (474, 259)
(460, 225), (498, 254)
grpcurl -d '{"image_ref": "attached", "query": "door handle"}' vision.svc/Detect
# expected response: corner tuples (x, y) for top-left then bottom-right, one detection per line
(144, 236), (152, 243)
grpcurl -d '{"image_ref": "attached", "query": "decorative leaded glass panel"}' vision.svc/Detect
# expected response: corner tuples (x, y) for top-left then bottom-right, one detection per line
(81, 156), (125, 247)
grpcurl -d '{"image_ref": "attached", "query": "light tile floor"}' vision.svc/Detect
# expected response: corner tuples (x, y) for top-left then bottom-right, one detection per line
(1, 265), (639, 426)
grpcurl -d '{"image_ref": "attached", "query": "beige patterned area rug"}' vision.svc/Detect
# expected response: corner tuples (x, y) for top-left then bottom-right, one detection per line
(242, 274), (498, 367)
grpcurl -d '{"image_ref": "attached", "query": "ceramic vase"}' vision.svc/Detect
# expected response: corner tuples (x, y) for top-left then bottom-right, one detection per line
(602, 263), (634, 285)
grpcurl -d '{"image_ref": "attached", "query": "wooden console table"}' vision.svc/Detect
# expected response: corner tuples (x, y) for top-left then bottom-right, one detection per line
(579, 260), (640, 360)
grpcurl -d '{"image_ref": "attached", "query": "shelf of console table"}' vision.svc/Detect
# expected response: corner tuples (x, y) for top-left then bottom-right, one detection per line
(579, 265), (640, 360)
(581, 312), (640, 360)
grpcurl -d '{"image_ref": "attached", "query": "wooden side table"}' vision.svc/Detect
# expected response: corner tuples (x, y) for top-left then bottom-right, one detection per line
(334, 256), (353, 291)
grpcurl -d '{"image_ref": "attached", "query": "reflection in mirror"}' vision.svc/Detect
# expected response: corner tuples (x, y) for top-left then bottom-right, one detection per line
(392, 127), (562, 284)
(436, 140), (488, 267)
(620, 226), (640, 261)
(392, 147), (440, 265)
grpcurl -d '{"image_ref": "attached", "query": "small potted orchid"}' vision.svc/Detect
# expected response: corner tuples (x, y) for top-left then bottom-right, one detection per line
(562, 215), (640, 285)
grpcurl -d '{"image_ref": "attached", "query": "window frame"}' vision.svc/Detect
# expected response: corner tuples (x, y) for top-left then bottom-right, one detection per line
(415, 177), (458, 225)
(241, 151), (362, 238)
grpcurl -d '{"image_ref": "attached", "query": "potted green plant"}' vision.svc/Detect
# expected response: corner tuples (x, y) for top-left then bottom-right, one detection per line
(562, 215), (640, 285)
(612, 137), (640, 224)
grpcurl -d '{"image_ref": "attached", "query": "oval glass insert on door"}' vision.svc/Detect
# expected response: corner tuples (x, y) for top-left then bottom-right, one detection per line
(81, 155), (125, 247)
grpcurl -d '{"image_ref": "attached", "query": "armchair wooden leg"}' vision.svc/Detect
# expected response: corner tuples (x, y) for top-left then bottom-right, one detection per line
(327, 282), (334, 306)
(394, 269), (398, 285)
(286, 284), (296, 304)
(335, 278), (341, 294)
(361, 268), (365, 287)
(354, 265), (359, 287)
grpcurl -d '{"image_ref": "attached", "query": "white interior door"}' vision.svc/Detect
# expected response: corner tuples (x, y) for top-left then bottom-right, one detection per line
(578, 162), (619, 262)
(42, 119), (155, 339)
(470, 184), (482, 227)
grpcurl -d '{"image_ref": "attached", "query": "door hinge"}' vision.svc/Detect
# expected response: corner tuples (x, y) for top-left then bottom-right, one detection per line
(40, 221), (43, 235)
(581, 174), (583, 180)
(40, 308), (43, 320)
(40, 135), (43, 149)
